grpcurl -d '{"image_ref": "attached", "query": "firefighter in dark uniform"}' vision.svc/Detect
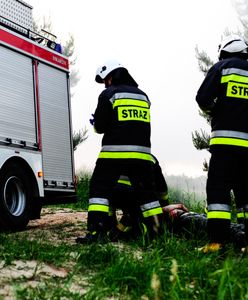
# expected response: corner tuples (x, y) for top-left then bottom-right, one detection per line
(107, 155), (170, 241)
(196, 34), (248, 253)
(107, 156), (246, 249)
(76, 60), (163, 244)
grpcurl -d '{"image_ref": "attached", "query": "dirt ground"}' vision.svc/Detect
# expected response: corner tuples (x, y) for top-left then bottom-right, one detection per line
(0, 208), (89, 299)
(28, 207), (88, 245)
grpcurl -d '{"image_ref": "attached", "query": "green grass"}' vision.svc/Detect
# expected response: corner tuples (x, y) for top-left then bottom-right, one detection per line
(0, 230), (248, 299)
(0, 173), (247, 299)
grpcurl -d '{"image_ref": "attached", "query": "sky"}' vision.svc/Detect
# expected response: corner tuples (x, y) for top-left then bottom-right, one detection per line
(26, 0), (243, 177)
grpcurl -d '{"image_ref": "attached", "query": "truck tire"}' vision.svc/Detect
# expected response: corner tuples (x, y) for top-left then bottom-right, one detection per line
(0, 163), (31, 231)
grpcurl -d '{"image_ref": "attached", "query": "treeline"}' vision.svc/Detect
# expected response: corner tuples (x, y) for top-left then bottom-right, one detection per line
(165, 174), (207, 205)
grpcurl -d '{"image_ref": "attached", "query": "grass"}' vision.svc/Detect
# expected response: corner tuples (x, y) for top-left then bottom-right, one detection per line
(0, 230), (248, 299)
(0, 173), (247, 299)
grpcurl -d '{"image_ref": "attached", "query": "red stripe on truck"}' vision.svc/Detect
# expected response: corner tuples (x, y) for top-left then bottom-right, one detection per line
(0, 28), (69, 70)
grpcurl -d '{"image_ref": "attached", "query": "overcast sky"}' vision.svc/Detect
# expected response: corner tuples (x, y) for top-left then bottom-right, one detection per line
(27, 0), (243, 177)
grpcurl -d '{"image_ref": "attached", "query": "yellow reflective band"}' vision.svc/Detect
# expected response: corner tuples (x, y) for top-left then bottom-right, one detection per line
(117, 179), (131, 186)
(99, 152), (154, 161)
(118, 106), (150, 122)
(210, 137), (248, 148)
(221, 74), (248, 84)
(88, 204), (109, 213)
(142, 207), (163, 218)
(245, 212), (248, 219)
(113, 99), (149, 108)
(207, 211), (231, 219)
(237, 212), (245, 219)
(226, 82), (248, 99)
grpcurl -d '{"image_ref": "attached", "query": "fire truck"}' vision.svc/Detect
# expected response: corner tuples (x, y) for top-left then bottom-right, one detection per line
(0, 0), (76, 231)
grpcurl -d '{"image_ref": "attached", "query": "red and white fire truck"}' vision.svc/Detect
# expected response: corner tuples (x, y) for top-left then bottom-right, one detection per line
(0, 0), (76, 230)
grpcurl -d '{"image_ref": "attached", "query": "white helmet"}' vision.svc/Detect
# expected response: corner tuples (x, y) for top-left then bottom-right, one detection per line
(95, 60), (125, 83)
(218, 34), (248, 59)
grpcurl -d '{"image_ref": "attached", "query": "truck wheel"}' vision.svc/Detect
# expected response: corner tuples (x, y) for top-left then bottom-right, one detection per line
(0, 164), (31, 231)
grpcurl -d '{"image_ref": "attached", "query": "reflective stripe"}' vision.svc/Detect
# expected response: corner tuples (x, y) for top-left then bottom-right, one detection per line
(237, 207), (244, 213)
(245, 212), (248, 219)
(101, 145), (151, 153)
(140, 201), (161, 211)
(211, 130), (248, 140)
(99, 151), (154, 161)
(89, 198), (109, 205)
(113, 99), (149, 108)
(88, 204), (109, 213)
(237, 212), (244, 219)
(210, 130), (248, 147)
(221, 73), (248, 84)
(109, 92), (150, 104)
(210, 137), (248, 148)
(118, 175), (131, 186)
(143, 207), (163, 218)
(208, 204), (231, 211)
(207, 211), (231, 219)
(222, 68), (248, 77)
(119, 175), (130, 181)
(118, 179), (131, 186)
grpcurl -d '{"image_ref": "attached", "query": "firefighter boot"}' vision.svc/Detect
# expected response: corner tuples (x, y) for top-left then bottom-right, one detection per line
(76, 231), (109, 245)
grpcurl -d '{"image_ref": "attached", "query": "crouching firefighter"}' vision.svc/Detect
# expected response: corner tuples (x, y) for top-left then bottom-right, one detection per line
(107, 155), (169, 242)
(106, 172), (246, 249)
(76, 60), (164, 244)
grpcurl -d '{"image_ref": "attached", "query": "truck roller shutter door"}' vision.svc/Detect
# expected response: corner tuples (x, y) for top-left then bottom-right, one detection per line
(38, 63), (73, 184)
(0, 46), (37, 145)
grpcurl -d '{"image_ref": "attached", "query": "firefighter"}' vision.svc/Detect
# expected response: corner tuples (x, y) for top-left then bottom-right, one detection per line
(107, 155), (171, 242)
(76, 60), (164, 244)
(106, 158), (246, 249)
(196, 34), (248, 253)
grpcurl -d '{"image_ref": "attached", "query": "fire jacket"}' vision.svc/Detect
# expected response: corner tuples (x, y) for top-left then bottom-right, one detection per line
(196, 57), (248, 149)
(93, 84), (154, 162)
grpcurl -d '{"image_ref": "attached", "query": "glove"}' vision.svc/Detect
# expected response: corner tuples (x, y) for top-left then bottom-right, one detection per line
(89, 114), (95, 126)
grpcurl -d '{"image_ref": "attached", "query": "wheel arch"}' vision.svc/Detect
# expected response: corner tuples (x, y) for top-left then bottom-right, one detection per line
(0, 157), (40, 199)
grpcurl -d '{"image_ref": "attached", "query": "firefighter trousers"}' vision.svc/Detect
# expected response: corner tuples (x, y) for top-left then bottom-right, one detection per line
(87, 158), (164, 239)
(206, 147), (248, 244)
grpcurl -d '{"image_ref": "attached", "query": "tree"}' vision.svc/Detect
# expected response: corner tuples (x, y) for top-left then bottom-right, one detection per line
(73, 127), (88, 151)
(33, 17), (87, 150)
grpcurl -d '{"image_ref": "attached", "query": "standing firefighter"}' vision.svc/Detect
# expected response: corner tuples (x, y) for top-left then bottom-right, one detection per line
(196, 34), (248, 252)
(76, 60), (163, 244)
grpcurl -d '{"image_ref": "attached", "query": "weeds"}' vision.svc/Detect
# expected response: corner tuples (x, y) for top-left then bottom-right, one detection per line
(0, 175), (247, 299)
(0, 228), (248, 299)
